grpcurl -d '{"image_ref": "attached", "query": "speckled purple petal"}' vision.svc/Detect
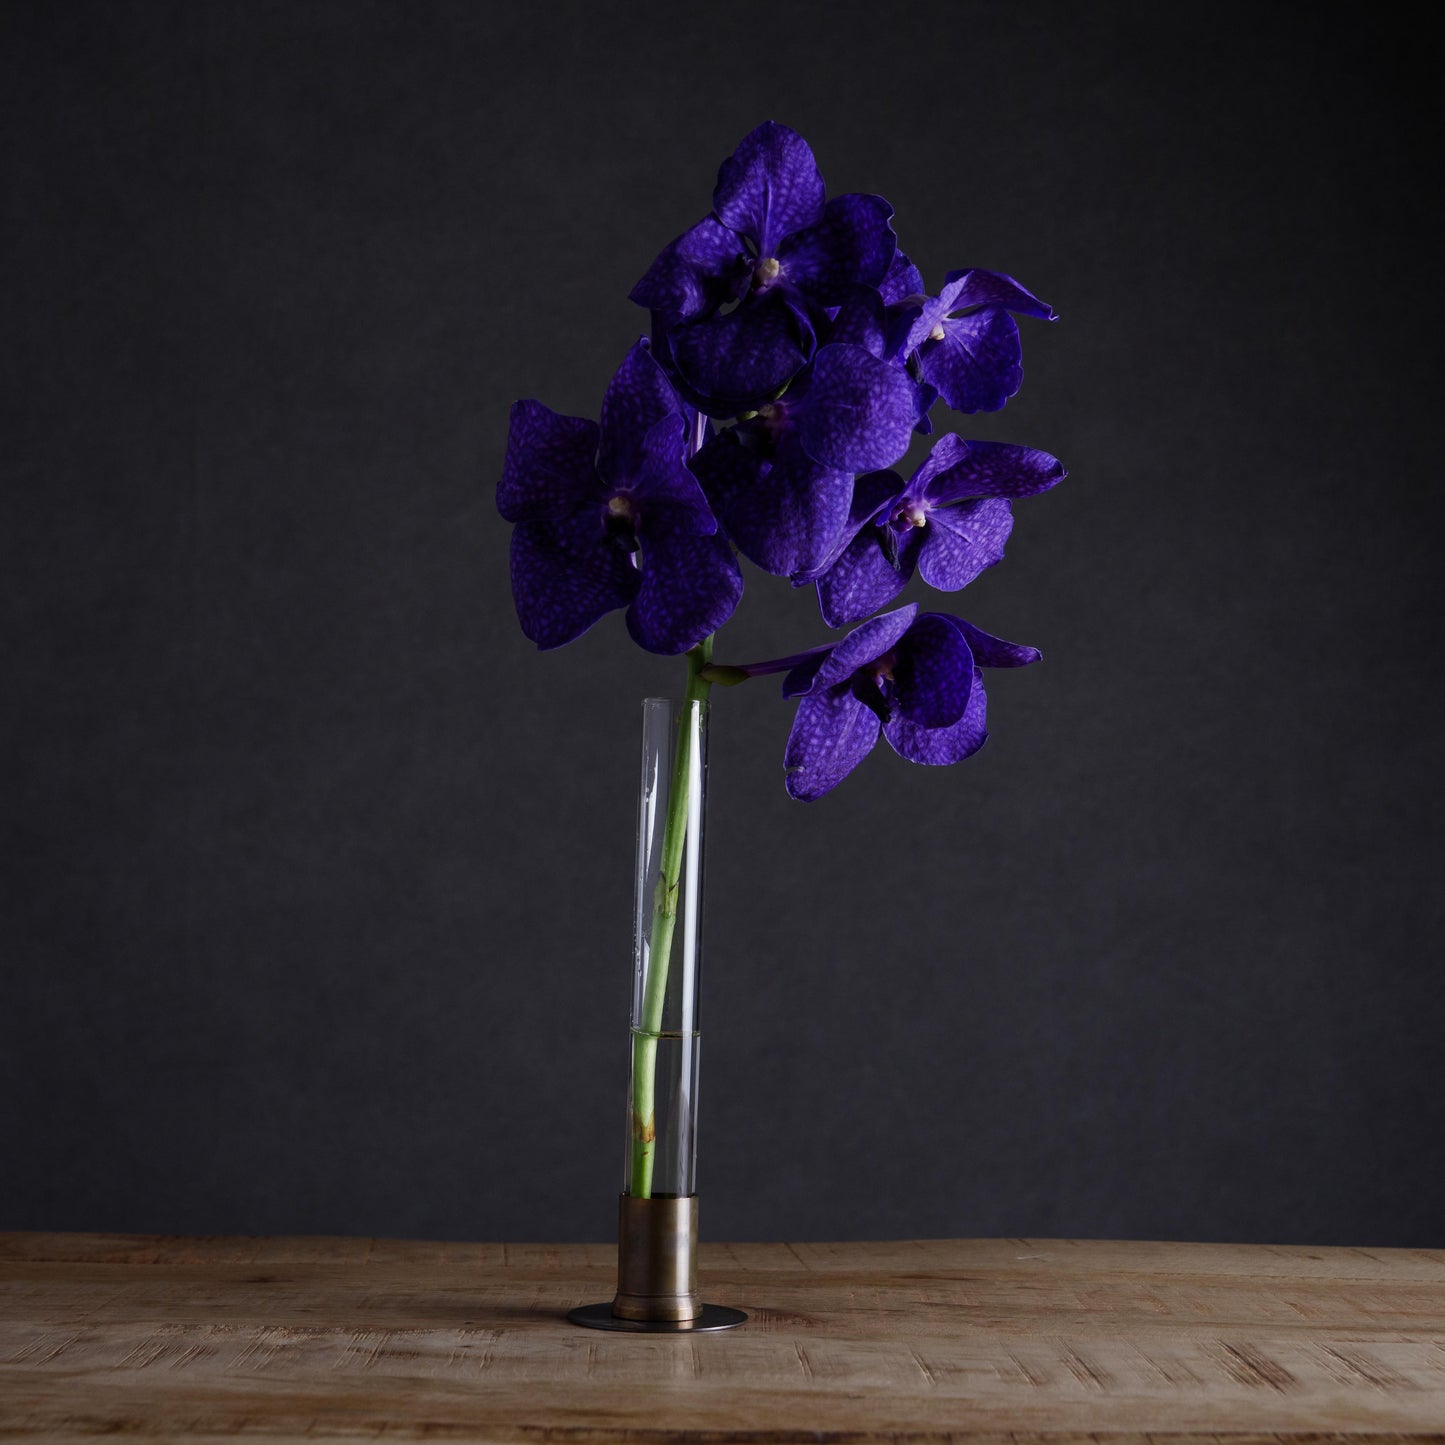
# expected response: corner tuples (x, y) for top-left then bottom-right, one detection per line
(497, 401), (601, 523)
(885, 665), (988, 765)
(781, 650), (830, 698)
(914, 381), (939, 433)
(847, 466), (903, 529)
(918, 310), (1023, 413)
(628, 415), (718, 535)
(948, 618), (1041, 668)
(796, 343), (925, 472)
(922, 439), (1067, 503)
(508, 513), (637, 650)
(903, 289), (959, 354)
(797, 466), (900, 581)
(629, 216), (751, 322)
(916, 498), (1014, 591)
(690, 431), (853, 577)
(892, 613), (975, 728)
(777, 194), (896, 305)
(784, 686), (882, 801)
(626, 530), (742, 655)
(935, 273), (973, 311)
(943, 267), (1056, 320)
(826, 285), (888, 359)
(908, 433), (970, 495)
(815, 604), (918, 688)
(670, 294), (809, 418)
(879, 250), (925, 305)
(884, 299), (924, 364)
(713, 122), (826, 257)
(599, 341), (690, 484)
(815, 527), (911, 628)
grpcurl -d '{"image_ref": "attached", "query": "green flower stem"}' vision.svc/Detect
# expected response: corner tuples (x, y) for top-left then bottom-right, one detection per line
(628, 636), (713, 1198)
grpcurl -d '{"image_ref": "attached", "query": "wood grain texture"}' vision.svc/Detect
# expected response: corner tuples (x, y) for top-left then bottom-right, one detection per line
(1, 1233), (1442, 1441)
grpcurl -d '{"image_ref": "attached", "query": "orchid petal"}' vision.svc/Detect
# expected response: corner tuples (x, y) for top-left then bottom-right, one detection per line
(815, 604), (918, 688)
(826, 285), (888, 358)
(915, 498), (1014, 591)
(908, 433), (971, 495)
(777, 194), (896, 305)
(798, 466), (900, 581)
(626, 531), (742, 655)
(885, 666), (989, 764)
(879, 249), (925, 305)
(691, 430), (853, 577)
(903, 291), (958, 354)
(670, 293), (809, 418)
(625, 415), (718, 535)
(508, 513), (636, 650)
(913, 381), (939, 433)
(628, 216), (751, 322)
(815, 527), (911, 628)
(942, 267), (1056, 320)
(922, 439), (1066, 502)
(782, 650), (829, 698)
(599, 340), (690, 483)
(796, 343), (924, 472)
(918, 309), (1023, 413)
(948, 618), (1041, 668)
(892, 613), (975, 728)
(784, 686), (881, 801)
(713, 121), (826, 257)
(497, 401), (600, 523)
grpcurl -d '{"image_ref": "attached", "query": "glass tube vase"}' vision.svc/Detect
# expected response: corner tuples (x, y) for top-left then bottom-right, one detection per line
(568, 696), (745, 1333)
(626, 695), (706, 1204)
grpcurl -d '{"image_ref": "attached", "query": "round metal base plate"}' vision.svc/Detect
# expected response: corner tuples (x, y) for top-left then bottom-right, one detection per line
(567, 1302), (747, 1333)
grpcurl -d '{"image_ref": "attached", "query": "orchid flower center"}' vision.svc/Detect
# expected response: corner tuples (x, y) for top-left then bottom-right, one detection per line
(603, 494), (641, 564)
(851, 650), (901, 723)
(754, 256), (782, 287)
(891, 499), (929, 530)
(928, 322), (946, 342)
(754, 399), (790, 441)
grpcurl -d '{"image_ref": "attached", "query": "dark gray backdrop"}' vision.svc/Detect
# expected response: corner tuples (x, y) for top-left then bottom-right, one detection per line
(4, 0), (1441, 1247)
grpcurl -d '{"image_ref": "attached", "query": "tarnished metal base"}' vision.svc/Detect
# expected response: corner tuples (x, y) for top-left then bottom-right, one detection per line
(612, 1194), (700, 1321)
(567, 1193), (746, 1333)
(567, 1301), (747, 1332)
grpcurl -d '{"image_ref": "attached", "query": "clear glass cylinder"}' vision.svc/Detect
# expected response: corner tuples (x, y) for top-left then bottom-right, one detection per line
(624, 696), (707, 1199)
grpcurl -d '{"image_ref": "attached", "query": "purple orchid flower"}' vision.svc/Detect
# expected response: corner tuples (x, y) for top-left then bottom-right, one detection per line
(630, 122), (898, 417)
(497, 340), (742, 655)
(716, 603), (1039, 801)
(689, 341), (930, 578)
(808, 433), (1066, 627)
(893, 268), (1057, 414)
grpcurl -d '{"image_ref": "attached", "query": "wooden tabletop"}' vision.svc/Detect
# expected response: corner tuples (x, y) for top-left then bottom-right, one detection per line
(1, 1233), (1442, 1441)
